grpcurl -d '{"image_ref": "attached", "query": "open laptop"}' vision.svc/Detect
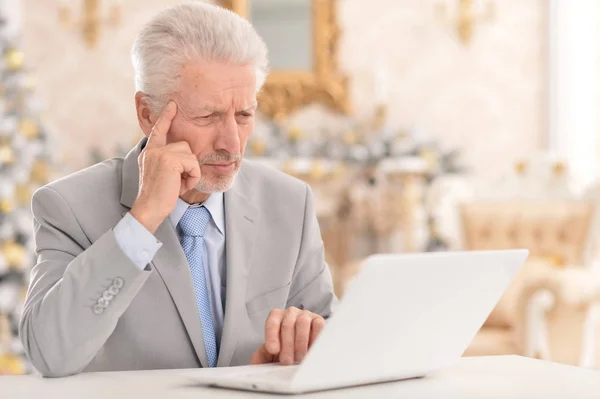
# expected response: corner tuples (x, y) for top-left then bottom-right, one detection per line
(191, 249), (529, 394)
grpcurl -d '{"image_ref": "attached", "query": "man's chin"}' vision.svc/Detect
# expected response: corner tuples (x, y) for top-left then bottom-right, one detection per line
(193, 172), (238, 193)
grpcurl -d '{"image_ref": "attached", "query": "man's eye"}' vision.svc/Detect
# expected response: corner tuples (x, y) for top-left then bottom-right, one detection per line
(239, 113), (252, 118)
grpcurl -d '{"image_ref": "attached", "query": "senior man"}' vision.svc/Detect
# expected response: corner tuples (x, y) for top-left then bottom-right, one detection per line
(19, 2), (338, 377)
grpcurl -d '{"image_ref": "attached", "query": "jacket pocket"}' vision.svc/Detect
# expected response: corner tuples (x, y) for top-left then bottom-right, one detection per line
(246, 281), (292, 316)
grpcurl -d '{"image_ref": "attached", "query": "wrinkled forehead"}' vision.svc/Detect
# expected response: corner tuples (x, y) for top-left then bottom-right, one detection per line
(174, 61), (257, 113)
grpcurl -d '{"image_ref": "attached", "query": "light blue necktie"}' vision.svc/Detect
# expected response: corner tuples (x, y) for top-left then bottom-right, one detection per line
(179, 206), (218, 367)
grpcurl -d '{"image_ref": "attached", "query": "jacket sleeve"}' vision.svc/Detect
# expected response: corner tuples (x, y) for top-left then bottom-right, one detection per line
(19, 186), (152, 377)
(286, 183), (339, 318)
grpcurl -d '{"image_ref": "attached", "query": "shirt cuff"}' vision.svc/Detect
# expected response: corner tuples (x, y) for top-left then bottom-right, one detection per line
(113, 213), (163, 270)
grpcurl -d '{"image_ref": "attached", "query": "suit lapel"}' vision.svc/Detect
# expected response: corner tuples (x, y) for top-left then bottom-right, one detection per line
(120, 138), (209, 368)
(217, 170), (260, 367)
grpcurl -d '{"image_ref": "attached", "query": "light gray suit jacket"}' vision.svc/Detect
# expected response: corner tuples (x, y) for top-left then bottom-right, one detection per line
(20, 139), (338, 377)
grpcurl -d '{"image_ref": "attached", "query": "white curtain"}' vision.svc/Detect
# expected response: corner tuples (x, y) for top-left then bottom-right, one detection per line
(548, 0), (600, 193)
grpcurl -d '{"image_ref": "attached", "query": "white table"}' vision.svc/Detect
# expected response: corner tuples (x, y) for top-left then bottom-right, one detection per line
(2, 356), (600, 398)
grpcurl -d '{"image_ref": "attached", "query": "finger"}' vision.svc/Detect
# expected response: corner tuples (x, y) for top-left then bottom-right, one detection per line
(250, 344), (275, 365)
(279, 308), (299, 365)
(309, 316), (326, 348)
(294, 311), (313, 362)
(176, 154), (201, 177)
(163, 140), (193, 154)
(177, 154), (202, 193)
(146, 101), (177, 149)
(265, 309), (285, 355)
(181, 171), (201, 194)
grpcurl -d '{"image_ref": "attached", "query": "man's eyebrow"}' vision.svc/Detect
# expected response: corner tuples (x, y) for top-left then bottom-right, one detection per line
(190, 106), (224, 114)
(236, 103), (258, 112)
(184, 103), (258, 114)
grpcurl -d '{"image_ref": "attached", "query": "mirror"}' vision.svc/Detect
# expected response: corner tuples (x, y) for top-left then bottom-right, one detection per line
(219, 0), (351, 120)
(250, 0), (312, 70)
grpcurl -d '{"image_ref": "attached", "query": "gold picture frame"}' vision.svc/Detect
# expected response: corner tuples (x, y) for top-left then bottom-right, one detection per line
(219, 0), (351, 120)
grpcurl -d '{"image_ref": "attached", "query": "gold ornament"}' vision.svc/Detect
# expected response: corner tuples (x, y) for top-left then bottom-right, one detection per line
(0, 354), (25, 375)
(288, 127), (304, 141)
(15, 184), (31, 205)
(3, 240), (27, 269)
(515, 161), (527, 175)
(547, 254), (566, 268)
(0, 199), (13, 214)
(5, 49), (25, 72)
(19, 119), (39, 139)
(553, 161), (567, 176)
(0, 145), (14, 164)
(31, 161), (50, 184)
(250, 139), (266, 156)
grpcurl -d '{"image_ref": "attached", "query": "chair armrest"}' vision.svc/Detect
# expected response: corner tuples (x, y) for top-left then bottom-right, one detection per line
(513, 268), (600, 365)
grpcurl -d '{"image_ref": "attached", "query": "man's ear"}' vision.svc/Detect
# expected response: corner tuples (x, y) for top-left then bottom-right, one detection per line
(135, 92), (158, 137)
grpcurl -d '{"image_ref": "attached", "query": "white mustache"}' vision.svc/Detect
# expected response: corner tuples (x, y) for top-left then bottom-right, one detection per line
(199, 153), (241, 164)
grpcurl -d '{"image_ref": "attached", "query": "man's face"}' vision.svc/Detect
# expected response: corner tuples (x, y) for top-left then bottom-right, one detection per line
(167, 62), (257, 193)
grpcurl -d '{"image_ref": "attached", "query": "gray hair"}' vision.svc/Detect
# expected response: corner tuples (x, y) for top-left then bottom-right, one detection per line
(131, 2), (269, 113)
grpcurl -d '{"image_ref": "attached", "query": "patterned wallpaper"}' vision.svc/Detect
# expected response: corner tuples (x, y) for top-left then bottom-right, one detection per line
(19, 0), (547, 181)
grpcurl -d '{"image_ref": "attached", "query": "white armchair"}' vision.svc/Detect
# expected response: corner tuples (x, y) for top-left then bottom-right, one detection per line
(514, 268), (600, 367)
(457, 153), (600, 366)
(509, 179), (600, 368)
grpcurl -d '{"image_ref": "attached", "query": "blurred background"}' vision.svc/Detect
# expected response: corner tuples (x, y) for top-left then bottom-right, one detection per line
(2, 0), (600, 375)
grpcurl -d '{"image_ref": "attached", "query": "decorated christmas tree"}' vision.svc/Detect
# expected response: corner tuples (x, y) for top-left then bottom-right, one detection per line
(0, 14), (53, 375)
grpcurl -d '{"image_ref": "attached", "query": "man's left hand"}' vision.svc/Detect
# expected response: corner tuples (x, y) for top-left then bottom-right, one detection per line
(250, 307), (325, 365)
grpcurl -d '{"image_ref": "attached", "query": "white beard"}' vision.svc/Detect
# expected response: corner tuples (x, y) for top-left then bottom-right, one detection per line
(193, 169), (240, 193)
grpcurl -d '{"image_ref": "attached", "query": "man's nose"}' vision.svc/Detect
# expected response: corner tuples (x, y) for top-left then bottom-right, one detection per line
(215, 115), (241, 154)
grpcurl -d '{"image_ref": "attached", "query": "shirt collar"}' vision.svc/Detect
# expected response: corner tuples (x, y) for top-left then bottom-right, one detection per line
(168, 192), (225, 235)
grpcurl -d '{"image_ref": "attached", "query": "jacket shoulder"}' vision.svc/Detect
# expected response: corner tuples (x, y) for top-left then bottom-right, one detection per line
(39, 158), (124, 205)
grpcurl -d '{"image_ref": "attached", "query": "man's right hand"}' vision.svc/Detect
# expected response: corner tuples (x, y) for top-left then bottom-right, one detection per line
(130, 101), (201, 233)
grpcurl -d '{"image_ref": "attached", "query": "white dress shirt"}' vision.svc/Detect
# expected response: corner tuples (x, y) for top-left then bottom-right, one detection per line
(113, 193), (227, 347)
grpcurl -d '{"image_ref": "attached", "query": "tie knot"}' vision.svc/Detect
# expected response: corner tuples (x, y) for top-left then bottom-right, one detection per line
(179, 206), (211, 237)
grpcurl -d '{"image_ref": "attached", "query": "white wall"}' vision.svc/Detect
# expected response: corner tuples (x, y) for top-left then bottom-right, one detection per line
(339, 0), (547, 183)
(15, 0), (547, 182)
